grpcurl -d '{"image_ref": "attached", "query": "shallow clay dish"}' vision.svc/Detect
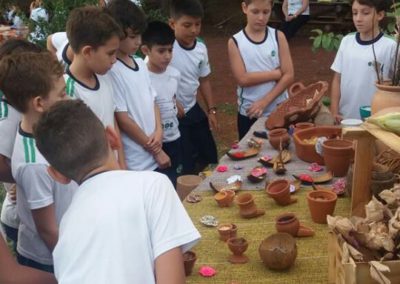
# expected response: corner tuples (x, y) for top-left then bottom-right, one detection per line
(227, 148), (259, 161)
(292, 171), (333, 185)
(210, 180), (242, 193)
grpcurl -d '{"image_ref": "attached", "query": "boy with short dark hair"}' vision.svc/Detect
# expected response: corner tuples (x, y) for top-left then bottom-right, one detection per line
(141, 21), (182, 186)
(65, 6), (126, 168)
(0, 52), (77, 272)
(330, 0), (396, 121)
(34, 100), (200, 283)
(107, 0), (171, 171)
(169, 0), (218, 175)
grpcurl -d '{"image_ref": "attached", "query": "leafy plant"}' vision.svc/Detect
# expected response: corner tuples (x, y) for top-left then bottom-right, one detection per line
(309, 29), (343, 52)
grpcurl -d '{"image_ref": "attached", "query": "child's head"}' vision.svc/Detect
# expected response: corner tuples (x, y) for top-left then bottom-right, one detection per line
(242, 0), (274, 31)
(169, 0), (203, 47)
(350, 0), (388, 34)
(66, 6), (123, 74)
(141, 21), (175, 72)
(0, 39), (42, 60)
(106, 0), (147, 55)
(0, 52), (66, 114)
(34, 100), (111, 182)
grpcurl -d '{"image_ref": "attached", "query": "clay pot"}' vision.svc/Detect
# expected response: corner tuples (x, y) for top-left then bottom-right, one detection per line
(214, 189), (235, 207)
(218, 224), (234, 241)
(259, 233), (297, 270)
(230, 223), (238, 239)
(266, 179), (297, 206)
(268, 128), (290, 150)
(322, 139), (354, 177)
(177, 175), (203, 201)
(236, 193), (265, 218)
(294, 122), (314, 133)
(227, 237), (249, 264)
(275, 212), (314, 237)
(307, 190), (337, 224)
(183, 251), (197, 276)
(371, 82), (400, 114)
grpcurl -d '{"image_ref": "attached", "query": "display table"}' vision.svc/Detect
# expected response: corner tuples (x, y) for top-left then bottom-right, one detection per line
(184, 117), (351, 283)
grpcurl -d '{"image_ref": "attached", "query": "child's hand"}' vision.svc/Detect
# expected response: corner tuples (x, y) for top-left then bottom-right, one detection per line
(8, 184), (17, 203)
(176, 101), (185, 118)
(247, 100), (267, 119)
(333, 114), (343, 125)
(285, 15), (295, 22)
(146, 132), (162, 154)
(154, 150), (171, 169)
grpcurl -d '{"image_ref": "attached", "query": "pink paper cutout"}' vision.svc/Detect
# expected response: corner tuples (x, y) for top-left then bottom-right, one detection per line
(199, 266), (217, 277)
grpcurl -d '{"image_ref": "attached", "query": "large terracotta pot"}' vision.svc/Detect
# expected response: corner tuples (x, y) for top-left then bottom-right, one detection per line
(259, 233), (297, 270)
(307, 190), (337, 224)
(322, 139), (354, 177)
(371, 82), (400, 114)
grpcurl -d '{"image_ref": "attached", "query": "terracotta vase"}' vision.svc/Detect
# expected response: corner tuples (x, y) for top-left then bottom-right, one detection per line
(307, 190), (337, 224)
(214, 189), (235, 207)
(176, 175), (203, 201)
(371, 82), (400, 114)
(275, 212), (314, 237)
(322, 139), (354, 177)
(217, 224), (234, 241)
(227, 237), (249, 264)
(183, 251), (197, 276)
(268, 128), (290, 150)
(236, 193), (265, 218)
(294, 122), (314, 133)
(259, 233), (297, 270)
(266, 179), (297, 206)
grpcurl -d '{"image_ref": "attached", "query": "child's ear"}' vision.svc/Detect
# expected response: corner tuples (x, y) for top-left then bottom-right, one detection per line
(47, 166), (71, 184)
(32, 96), (45, 113)
(141, 45), (150, 56)
(168, 18), (175, 30)
(241, 1), (248, 13)
(376, 10), (385, 22)
(105, 126), (121, 150)
(81, 45), (93, 58)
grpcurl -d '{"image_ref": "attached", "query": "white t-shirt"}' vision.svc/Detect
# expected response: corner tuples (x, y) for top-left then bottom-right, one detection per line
(53, 170), (200, 284)
(12, 127), (77, 265)
(170, 39), (211, 113)
(65, 70), (115, 128)
(331, 32), (396, 119)
(0, 98), (21, 229)
(51, 32), (71, 68)
(109, 57), (158, 171)
(288, 0), (310, 16)
(148, 66), (181, 143)
(232, 27), (288, 117)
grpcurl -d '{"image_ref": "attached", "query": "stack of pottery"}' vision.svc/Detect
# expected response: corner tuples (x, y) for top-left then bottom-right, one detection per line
(236, 193), (265, 218)
(307, 190), (337, 224)
(258, 233), (297, 270)
(322, 139), (354, 177)
(183, 251), (197, 276)
(266, 179), (297, 206)
(268, 128), (290, 150)
(275, 212), (314, 237)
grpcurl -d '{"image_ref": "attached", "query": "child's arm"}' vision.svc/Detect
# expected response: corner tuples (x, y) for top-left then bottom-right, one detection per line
(199, 76), (218, 131)
(155, 247), (185, 284)
(330, 72), (342, 124)
(147, 104), (163, 153)
(32, 204), (58, 251)
(247, 31), (294, 119)
(113, 117), (127, 170)
(293, 0), (309, 18)
(227, 39), (282, 87)
(282, 0), (289, 19)
(0, 155), (14, 183)
(46, 35), (57, 55)
(0, 237), (57, 284)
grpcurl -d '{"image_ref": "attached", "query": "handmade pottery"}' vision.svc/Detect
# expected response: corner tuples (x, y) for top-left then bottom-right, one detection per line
(266, 179), (297, 206)
(292, 171), (333, 185)
(235, 193), (265, 219)
(268, 128), (290, 150)
(177, 175), (203, 201)
(210, 180), (242, 193)
(294, 122), (314, 133)
(183, 251), (197, 276)
(247, 167), (267, 183)
(259, 233), (297, 270)
(227, 237), (249, 264)
(307, 190), (337, 224)
(322, 139), (354, 177)
(275, 212), (314, 237)
(371, 82), (400, 114)
(227, 148), (259, 161)
(214, 190), (235, 207)
(217, 224), (234, 241)
(259, 150), (291, 167)
(230, 223), (238, 239)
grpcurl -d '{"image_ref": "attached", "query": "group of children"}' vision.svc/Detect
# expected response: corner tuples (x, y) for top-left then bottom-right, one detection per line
(0, 0), (397, 282)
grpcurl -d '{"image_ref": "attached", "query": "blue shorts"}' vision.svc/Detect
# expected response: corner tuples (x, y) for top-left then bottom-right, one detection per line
(17, 252), (54, 273)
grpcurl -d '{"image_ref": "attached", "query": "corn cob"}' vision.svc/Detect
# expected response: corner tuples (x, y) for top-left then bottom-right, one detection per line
(367, 112), (400, 135)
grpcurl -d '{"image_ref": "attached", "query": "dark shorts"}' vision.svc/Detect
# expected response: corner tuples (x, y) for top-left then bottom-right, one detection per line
(17, 252), (54, 273)
(178, 103), (218, 175)
(1, 222), (18, 253)
(156, 138), (182, 187)
(237, 113), (257, 140)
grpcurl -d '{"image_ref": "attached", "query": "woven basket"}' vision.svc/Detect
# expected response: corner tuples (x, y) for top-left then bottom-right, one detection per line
(265, 81), (329, 130)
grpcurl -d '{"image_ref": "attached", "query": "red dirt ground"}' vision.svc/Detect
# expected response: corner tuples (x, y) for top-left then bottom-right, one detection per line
(201, 26), (336, 156)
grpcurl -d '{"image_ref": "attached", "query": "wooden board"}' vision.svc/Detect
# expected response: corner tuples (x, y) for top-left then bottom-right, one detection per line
(362, 122), (400, 153)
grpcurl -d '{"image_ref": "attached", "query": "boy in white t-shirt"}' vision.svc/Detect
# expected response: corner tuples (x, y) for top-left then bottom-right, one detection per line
(330, 0), (396, 121)
(34, 100), (200, 284)
(169, 0), (218, 174)
(0, 39), (42, 253)
(0, 52), (78, 272)
(142, 21), (182, 186)
(64, 6), (126, 169)
(107, 0), (171, 171)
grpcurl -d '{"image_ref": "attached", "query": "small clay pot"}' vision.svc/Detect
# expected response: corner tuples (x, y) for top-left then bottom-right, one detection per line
(294, 122), (314, 133)
(183, 251), (197, 276)
(177, 175), (203, 201)
(275, 212), (300, 237)
(268, 128), (290, 150)
(322, 139), (354, 177)
(218, 224), (234, 241)
(307, 190), (337, 224)
(227, 237), (249, 264)
(236, 193), (265, 218)
(214, 190), (235, 207)
(266, 179), (297, 206)
(259, 233), (297, 270)
(230, 223), (238, 239)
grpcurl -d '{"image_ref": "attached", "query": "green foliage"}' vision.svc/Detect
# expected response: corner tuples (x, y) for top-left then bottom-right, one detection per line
(309, 29), (343, 52)
(139, 0), (168, 22)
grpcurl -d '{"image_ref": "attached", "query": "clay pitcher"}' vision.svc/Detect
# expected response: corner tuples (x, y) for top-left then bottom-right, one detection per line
(268, 128), (290, 150)
(371, 82), (400, 114)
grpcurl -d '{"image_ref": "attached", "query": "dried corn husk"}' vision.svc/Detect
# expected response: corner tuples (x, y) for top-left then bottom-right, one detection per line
(327, 215), (354, 235)
(380, 190), (398, 206)
(364, 222), (394, 252)
(388, 208), (400, 239)
(369, 261), (391, 284)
